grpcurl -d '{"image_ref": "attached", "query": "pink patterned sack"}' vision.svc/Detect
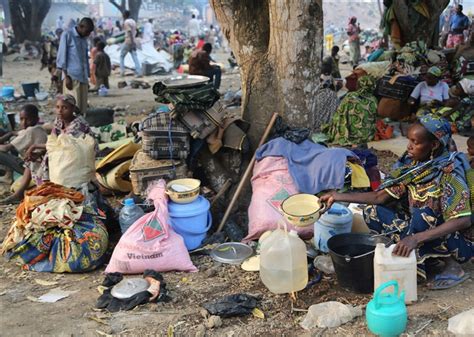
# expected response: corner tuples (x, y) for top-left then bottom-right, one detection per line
(105, 180), (197, 274)
(243, 157), (314, 242)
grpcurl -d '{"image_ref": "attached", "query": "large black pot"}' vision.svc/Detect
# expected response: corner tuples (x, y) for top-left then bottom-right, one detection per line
(327, 233), (391, 294)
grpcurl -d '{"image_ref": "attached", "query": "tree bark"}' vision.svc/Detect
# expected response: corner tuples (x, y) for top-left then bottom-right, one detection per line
(210, 0), (324, 145)
(8, 0), (51, 43)
(109, 0), (142, 21)
(391, 0), (449, 47)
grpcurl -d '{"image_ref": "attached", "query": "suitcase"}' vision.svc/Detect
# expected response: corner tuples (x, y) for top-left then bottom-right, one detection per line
(129, 150), (188, 196)
(141, 112), (190, 160)
(376, 75), (420, 101)
(176, 100), (228, 139)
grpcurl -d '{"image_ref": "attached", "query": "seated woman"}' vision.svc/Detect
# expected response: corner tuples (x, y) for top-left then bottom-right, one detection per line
(408, 66), (450, 115)
(321, 115), (473, 290)
(322, 75), (378, 146)
(3, 94), (96, 203)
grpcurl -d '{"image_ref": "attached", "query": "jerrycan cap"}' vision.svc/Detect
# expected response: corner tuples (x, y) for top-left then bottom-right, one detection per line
(288, 230), (299, 237)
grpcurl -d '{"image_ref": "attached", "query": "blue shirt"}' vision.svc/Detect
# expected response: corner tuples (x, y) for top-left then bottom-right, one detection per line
(56, 27), (89, 84)
(449, 13), (470, 33)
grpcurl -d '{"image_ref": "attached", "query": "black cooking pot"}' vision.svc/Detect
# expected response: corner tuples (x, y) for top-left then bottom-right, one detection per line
(327, 233), (391, 294)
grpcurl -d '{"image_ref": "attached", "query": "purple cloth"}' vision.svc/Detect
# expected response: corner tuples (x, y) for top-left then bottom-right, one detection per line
(256, 138), (357, 194)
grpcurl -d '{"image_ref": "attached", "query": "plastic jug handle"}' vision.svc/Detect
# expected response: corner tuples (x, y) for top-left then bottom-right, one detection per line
(374, 280), (399, 310)
(277, 218), (288, 234)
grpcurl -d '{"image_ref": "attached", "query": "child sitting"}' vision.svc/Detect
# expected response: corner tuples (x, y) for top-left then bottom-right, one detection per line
(0, 104), (47, 180)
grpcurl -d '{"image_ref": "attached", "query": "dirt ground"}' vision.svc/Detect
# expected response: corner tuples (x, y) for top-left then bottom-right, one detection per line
(0, 54), (473, 337)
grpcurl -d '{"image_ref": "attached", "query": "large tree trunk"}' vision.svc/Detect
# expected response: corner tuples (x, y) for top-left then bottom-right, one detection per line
(109, 0), (142, 21)
(391, 0), (449, 47)
(211, 0), (324, 145)
(8, 0), (51, 43)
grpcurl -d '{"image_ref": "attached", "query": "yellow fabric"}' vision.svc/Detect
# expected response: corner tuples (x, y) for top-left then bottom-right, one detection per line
(96, 141), (140, 172)
(96, 159), (132, 193)
(349, 162), (370, 188)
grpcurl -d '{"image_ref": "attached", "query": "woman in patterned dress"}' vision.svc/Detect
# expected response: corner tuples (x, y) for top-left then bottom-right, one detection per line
(321, 115), (473, 290)
(322, 75), (378, 146)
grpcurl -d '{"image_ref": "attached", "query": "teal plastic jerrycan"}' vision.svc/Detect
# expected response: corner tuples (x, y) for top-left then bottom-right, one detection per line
(366, 280), (407, 337)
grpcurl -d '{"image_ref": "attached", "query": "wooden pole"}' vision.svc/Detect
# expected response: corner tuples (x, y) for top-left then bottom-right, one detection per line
(216, 112), (279, 233)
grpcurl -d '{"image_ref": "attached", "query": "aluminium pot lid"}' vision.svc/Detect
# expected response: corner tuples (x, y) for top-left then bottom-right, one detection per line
(110, 278), (149, 299)
(162, 75), (210, 88)
(210, 242), (254, 265)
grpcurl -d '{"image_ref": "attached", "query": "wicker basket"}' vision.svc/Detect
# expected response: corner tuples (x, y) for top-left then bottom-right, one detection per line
(130, 150), (188, 196)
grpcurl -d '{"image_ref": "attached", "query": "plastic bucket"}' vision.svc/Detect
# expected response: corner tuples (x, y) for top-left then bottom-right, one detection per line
(1, 86), (14, 98)
(21, 82), (39, 98)
(314, 203), (353, 253)
(327, 233), (390, 294)
(168, 196), (211, 250)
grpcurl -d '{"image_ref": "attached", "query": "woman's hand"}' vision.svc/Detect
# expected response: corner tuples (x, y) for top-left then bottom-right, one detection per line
(393, 235), (419, 257)
(319, 191), (337, 212)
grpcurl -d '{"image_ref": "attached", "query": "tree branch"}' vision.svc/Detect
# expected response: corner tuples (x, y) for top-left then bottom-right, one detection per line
(109, 0), (125, 13)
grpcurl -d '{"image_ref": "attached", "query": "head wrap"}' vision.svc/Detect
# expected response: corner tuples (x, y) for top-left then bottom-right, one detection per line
(349, 16), (357, 24)
(427, 66), (442, 78)
(459, 78), (474, 95)
(419, 114), (451, 149)
(56, 94), (79, 113)
(357, 75), (376, 92)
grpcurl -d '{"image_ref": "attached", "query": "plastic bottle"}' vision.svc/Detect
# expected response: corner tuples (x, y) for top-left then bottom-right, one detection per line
(374, 243), (417, 303)
(119, 198), (145, 234)
(260, 229), (308, 294)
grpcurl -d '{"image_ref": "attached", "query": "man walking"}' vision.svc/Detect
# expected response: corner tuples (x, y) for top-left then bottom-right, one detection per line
(120, 10), (141, 77)
(56, 17), (94, 115)
(447, 5), (470, 48)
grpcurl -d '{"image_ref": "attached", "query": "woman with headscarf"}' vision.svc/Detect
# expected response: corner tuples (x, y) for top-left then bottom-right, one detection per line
(408, 66), (450, 114)
(2, 95), (96, 203)
(322, 75), (378, 146)
(321, 115), (473, 290)
(346, 16), (361, 66)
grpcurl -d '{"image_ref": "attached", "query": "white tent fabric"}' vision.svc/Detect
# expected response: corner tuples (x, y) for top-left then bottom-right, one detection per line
(105, 44), (173, 73)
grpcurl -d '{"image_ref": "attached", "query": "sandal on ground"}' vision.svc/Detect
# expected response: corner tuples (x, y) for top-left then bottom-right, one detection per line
(428, 273), (470, 290)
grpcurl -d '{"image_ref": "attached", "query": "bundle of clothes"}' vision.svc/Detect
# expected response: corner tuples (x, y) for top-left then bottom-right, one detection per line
(1, 183), (109, 272)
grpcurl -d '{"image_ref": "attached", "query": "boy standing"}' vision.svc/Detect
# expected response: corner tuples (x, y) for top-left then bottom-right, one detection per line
(94, 41), (111, 89)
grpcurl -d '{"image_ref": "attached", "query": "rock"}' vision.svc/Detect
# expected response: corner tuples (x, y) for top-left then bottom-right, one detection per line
(205, 315), (222, 329)
(195, 324), (206, 337)
(205, 268), (218, 278)
(200, 308), (209, 319)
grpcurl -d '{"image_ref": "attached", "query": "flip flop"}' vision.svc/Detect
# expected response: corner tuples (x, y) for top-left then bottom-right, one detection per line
(428, 273), (470, 290)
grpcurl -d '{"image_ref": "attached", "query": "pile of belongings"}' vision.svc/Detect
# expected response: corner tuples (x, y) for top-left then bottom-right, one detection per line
(244, 137), (376, 241)
(130, 109), (189, 196)
(1, 183), (109, 272)
(152, 80), (250, 193)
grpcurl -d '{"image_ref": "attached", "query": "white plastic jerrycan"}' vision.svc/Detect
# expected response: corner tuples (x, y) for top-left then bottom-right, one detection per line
(374, 243), (417, 303)
(260, 229), (308, 294)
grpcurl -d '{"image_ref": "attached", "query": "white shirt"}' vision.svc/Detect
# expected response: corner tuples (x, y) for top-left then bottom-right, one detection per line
(188, 18), (200, 38)
(410, 81), (449, 105)
(142, 22), (154, 45)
